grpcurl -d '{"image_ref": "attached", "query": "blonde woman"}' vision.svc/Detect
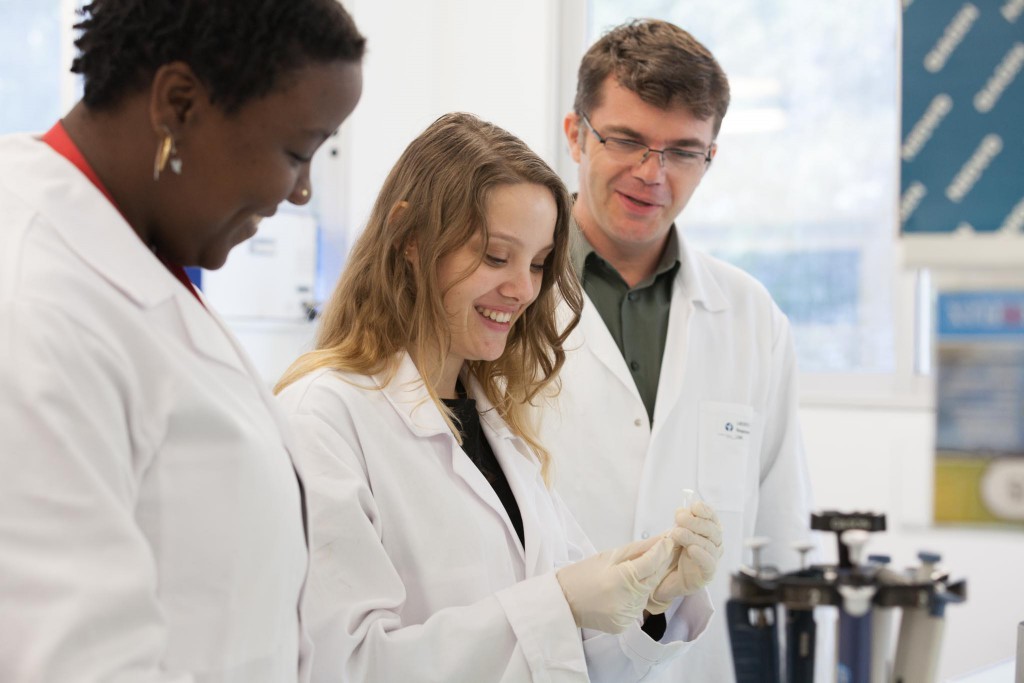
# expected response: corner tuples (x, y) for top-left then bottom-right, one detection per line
(276, 113), (722, 682)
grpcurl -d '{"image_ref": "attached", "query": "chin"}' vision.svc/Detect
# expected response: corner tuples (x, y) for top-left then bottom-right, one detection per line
(197, 248), (232, 271)
(480, 346), (508, 363)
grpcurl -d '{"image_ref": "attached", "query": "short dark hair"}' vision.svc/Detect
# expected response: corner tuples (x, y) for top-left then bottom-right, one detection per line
(72, 0), (366, 112)
(574, 19), (730, 136)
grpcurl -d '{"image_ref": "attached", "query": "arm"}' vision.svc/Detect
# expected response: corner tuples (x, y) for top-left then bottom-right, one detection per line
(0, 302), (190, 683)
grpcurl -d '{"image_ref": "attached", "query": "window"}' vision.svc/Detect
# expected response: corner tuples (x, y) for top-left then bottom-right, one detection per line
(582, 0), (907, 382)
(0, 0), (79, 135)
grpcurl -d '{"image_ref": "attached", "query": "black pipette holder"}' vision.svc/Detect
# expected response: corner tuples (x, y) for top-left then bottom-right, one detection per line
(726, 511), (967, 683)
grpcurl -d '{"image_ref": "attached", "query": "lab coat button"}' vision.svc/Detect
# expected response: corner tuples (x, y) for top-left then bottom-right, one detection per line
(641, 531), (650, 539)
(634, 418), (643, 427)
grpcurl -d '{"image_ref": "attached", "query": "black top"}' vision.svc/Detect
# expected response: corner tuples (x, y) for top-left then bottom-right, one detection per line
(442, 392), (525, 548)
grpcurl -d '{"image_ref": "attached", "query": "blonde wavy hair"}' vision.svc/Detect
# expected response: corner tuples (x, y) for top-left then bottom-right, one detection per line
(276, 112), (583, 482)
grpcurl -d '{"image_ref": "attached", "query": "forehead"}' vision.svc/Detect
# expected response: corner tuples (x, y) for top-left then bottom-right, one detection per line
(484, 183), (557, 248)
(230, 60), (363, 136)
(590, 75), (715, 146)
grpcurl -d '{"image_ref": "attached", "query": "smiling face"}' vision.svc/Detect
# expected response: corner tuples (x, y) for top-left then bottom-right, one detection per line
(154, 59), (363, 269)
(566, 75), (715, 269)
(433, 182), (556, 390)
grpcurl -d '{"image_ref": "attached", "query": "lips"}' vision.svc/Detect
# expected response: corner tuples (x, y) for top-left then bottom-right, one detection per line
(617, 190), (662, 209)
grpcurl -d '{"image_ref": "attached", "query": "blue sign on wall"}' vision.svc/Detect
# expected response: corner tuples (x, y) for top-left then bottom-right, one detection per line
(937, 290), (1024, 336)
(901, 1), (1023, 235)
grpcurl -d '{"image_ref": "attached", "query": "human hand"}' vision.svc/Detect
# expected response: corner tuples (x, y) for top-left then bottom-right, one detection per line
(646, 500), (723, 614)
(556, 535), (675, 633)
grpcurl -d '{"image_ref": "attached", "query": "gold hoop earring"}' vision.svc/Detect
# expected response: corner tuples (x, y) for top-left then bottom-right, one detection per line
(153, 126), (182, 180)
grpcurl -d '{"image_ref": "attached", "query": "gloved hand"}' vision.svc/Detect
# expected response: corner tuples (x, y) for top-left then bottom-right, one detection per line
(556, 535), (675, 634)
(646, 500), (723, 614)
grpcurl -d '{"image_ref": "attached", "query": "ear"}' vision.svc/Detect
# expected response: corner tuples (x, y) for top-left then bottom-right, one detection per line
(388, 200), (410, 227)
(403, 238), (419, 268)
(148, 61), (206, 138)
(564, 112), (583, 163)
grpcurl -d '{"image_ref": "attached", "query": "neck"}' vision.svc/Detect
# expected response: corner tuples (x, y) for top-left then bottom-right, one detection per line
(575, 211), (667, 289)
(61, 100), (156, 248)
(410, 347), (464, 400)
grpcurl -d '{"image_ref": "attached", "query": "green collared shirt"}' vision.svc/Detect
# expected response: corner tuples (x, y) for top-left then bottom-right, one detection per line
(570, 223), (681, 424)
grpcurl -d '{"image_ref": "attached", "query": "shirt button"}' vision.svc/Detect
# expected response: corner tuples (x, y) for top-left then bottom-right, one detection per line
(628, 292), (638, 302)
(629, 360), (639, 371)
(634, 418), (643, 427)
(641, 531), (650, 539)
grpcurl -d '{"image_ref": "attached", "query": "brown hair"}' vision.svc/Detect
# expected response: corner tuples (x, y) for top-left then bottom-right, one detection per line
(276, 112), (582, 482)
(574, 19), (731, 136)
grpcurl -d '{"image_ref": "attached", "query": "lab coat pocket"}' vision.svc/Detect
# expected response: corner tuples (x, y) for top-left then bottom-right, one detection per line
(697, 401), (753, 512)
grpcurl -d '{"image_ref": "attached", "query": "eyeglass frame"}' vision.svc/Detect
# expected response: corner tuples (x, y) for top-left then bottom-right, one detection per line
(579, 114), (713, 171)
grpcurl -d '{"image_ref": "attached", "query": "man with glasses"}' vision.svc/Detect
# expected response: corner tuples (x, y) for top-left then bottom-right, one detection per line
(538, 19), (819, 680)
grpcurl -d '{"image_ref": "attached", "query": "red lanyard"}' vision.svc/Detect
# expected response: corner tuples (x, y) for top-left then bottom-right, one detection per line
(41, 121), (204, 305)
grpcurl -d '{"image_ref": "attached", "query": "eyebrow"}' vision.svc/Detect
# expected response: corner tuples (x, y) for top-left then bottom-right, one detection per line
(601, 123), (709, 149)
(299, 128), (336, 144)
(488, 232), (555, 254)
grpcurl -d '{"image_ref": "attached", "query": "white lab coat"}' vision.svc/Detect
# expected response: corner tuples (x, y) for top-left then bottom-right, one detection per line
(277, 354), (714, 683)
(536, 237), (817, 681)
(0, 133), (311, 683)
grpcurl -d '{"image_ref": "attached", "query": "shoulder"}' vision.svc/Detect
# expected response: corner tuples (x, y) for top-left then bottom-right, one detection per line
(682, 244), (788, 326)
(688, 248), (774, 303)
(277, 367), (382, 417)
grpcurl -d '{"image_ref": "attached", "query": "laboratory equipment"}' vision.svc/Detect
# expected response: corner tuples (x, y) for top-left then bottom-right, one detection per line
(726, 511), (967, 683)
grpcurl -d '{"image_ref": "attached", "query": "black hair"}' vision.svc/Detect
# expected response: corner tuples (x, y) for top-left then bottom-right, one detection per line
(72, 0), (366, 112)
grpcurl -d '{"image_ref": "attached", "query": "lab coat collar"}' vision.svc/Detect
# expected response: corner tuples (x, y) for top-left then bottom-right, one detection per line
(0, 133), (248, 376)
(1, 133), (190, 309)
(574, 292), (642, 405)
(378, 353), (540, 564)
(558, 232), (731, 427)
(677, 234), (729, 313)
(468, 378), (515, 442)
(377, 353), (454, 438)
(378, 353), (521, 445)
(466, 372), (546, 571)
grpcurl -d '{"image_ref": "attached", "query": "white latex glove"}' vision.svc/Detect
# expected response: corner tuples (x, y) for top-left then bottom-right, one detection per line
(556, 535), (675, 634)
(646, 500), (723, 614)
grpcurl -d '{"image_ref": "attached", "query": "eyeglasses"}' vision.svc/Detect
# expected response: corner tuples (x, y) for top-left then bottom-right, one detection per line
(580, 114), (712, 173)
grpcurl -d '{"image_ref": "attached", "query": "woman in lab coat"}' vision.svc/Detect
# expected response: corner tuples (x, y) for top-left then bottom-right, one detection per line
(0, 2), (363, 681)
(275, 112), (724, 683)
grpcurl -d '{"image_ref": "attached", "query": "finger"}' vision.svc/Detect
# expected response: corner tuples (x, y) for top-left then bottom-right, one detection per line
(616, 534), (663, 562)
(671, 527), (720, 558)
(685, 545), (718, 582)
(676, 503), (720, 529)
(630, 536), (675, 582)
(659, 543), (684, 587)
(690, 500), (719, 524)
(674, 512), (723, 547)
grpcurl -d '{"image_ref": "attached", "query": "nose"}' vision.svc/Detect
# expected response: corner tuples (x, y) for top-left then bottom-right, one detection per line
(499, 263), (539, 303)
(633, 150), (667, 184)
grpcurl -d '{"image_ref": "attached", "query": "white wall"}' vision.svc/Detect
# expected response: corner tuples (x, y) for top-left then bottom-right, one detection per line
(340, 0), (568, 236)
